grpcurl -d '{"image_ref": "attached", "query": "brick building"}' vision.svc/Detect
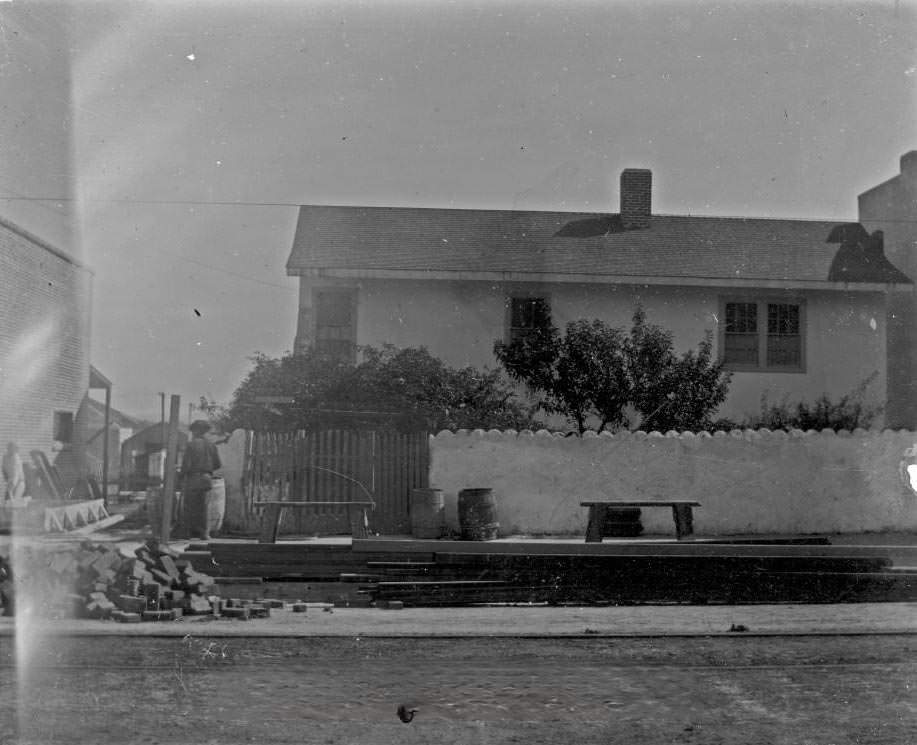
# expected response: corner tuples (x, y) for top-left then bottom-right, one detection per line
(0, 215), (101, 491)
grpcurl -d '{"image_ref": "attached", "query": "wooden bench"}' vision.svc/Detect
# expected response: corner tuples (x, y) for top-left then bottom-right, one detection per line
(254, 500), (375, 543)
(580, 500), (701, 542)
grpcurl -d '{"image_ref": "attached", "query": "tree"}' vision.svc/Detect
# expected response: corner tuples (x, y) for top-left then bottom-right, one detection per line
(625, 308), (731, 432)
(330, 345), (536, 431)
(213, 350), (348, 432)
(494, 307), (731, 433)
(213, 345), (537, 433)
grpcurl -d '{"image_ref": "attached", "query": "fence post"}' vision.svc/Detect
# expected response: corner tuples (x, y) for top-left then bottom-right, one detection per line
(159, 395), (181, 543)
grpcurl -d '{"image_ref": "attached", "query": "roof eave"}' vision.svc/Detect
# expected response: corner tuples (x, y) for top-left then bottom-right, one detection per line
(287, 267), (909, 292)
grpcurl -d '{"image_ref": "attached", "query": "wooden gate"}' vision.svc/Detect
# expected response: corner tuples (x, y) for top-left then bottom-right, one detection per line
(243, 429), (429, 536)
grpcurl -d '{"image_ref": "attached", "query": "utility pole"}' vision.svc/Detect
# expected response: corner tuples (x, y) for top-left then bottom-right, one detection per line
(159, 394), (181, 543)
(159, 392), (166, 444)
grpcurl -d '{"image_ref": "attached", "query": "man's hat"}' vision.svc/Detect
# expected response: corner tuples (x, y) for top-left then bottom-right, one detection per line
(190, 419), (212, 435)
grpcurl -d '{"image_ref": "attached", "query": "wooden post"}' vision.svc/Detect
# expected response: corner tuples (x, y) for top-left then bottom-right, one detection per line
(102, 384), (111, 507)
(159, 394), (181, 543)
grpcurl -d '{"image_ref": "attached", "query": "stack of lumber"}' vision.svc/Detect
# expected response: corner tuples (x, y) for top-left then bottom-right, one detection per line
(207, 542), (404, 580)
(354, 549), (917, 607)
(4, 539), (222, 621)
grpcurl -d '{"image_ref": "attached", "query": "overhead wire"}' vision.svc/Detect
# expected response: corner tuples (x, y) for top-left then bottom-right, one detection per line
(0, 194), (915, 222)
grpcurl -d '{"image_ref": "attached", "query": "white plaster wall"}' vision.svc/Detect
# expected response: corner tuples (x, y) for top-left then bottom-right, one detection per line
(429, 428), (917, 537)
(352, 278), (887, 424)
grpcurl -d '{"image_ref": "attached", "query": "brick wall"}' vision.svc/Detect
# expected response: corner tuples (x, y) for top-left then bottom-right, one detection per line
(0, 218), (92, 488)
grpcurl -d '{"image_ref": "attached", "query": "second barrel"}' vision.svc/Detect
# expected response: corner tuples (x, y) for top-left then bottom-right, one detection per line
(458, 487), (500, 541)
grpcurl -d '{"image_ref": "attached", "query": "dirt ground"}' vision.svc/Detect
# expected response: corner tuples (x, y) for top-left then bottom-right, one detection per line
(1, 633), (914, 744)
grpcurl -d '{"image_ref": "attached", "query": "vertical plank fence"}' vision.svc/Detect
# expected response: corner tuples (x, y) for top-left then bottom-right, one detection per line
(242, 428), (428, 537)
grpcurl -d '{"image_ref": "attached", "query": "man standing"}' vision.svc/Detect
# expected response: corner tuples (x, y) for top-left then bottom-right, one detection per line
(180, 420), (222, 540)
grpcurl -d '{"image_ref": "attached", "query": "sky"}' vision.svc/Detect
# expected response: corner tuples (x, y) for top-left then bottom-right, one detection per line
(1, 0), (915, 422)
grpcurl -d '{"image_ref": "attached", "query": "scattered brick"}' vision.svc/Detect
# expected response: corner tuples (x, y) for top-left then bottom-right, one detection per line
(85, 597), (116, 619)
(159, 555), (180, 580)
(143, 583), (161, 610)
(116, 595), (148, 614)
(248, 604), (270, 619)
(187, 594), (212, 615)
(149, 568), (174, 587)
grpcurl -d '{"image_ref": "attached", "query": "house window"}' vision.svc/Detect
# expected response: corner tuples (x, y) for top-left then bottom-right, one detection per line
(315, 290), (356, 362)
(508, 296), (551, 343)
(54, 411), (74, 443)
(722, 299), (804, 371)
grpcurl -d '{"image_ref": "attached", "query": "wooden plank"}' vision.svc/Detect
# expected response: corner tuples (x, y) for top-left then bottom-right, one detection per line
(68, 513), (125, 535)
(253, 500), (374, 507)
(30, 451), (62, 499)
(352, 538), (917, 561)
(580, 500), (701, 507)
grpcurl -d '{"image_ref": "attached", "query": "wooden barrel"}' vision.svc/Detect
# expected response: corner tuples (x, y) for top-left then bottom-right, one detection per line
(458, 488), (499, 541)
(411, 488), (445, 539)
(205, 477), (226, 534)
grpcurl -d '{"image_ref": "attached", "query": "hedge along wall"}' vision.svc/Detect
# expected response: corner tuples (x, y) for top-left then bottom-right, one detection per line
(429, 429), (917, 537)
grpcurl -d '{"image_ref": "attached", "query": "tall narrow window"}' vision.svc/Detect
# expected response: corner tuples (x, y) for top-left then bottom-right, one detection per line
(721, 299), (804, 372)
(508, 297), (551, 343)
(724, 302), (759, 366)
(767, 303), (801, 368)
(315, 290), (356, 362)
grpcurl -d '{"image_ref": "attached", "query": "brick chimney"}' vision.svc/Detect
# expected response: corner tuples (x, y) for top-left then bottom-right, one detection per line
(620, 168), (652, 229)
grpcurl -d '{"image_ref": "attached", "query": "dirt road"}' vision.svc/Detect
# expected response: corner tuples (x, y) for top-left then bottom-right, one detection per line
(1, 634), (914, 744)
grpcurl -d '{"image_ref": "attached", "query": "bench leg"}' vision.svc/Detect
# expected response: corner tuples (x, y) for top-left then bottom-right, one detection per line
(585, 505), (604, 543)
(346, 505), (370, 539)
(258, 504), (283, 544)
(672, 505), (694, 540)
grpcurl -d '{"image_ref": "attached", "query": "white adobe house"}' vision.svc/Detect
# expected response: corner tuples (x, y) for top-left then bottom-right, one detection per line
(286, 169), (911, 426)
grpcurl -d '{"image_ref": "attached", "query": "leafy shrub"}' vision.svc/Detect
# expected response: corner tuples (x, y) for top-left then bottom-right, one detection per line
(747, 373), (882, 431)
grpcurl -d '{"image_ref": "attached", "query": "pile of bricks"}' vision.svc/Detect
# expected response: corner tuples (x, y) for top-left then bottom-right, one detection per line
(1, 541), (319, 622)
(89, 539), (220, 623)
(6, 539), (223, 622)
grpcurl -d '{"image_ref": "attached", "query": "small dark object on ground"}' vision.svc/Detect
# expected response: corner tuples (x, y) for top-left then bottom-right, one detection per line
(397, 704), (417, 723)
(729, 623), (749, 632)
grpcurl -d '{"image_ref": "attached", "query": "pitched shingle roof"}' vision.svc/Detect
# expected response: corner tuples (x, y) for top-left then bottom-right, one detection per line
(286, 205), (911, 286)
